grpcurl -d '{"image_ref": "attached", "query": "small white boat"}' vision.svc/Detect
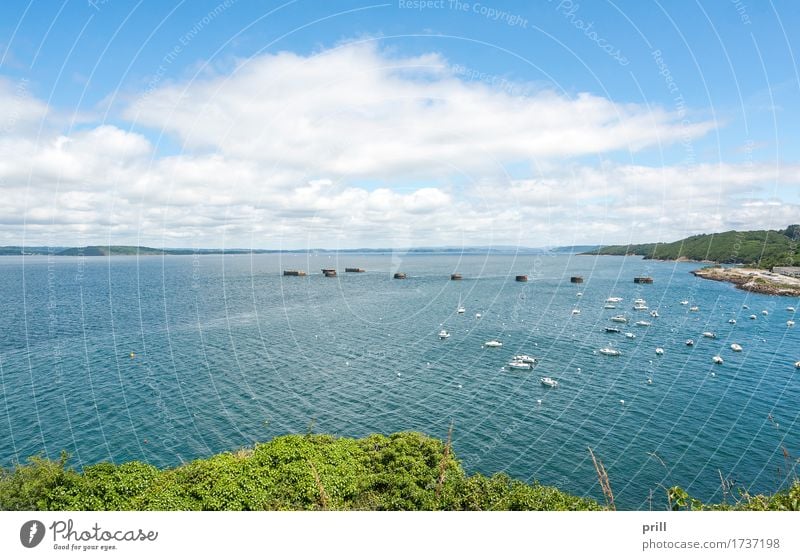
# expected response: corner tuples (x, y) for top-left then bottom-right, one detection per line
(686, 339), (694, 346)
(650, 310), (659, 317)
(743, 305), (749, 309)
(513, 355), (537, 364)
(475, 313), (482, 318)
(788, 320), (796, 327)
(702, 332), (716, 339)
(611, 315), (628, 323)
(508, 360), (532, 370)
(457, 306), (466, 314)
(795, 361), (800, 368)
(605, 326), (621, 333)
(540, 376), (559, 388)
(484, 340), (503, 348)
(604, 304), (616, 309)
(606, 297), (623, 303)
(576, 292), (583, 297)
(713, 355), (724, 364)
(761, 310), (769, 316)
(689, 306), (700, 312)
(633, 304), (649, 311)
(655, 347), (664, 355)
(571, 309), (581, 315)
(680, 300), (689, 305)
(599, 347), (621, 356)
(749, 314), (757, 320)
(625, 332), (636, 339)
(438, 329), (450, 339)
(787, 306), (796, 312)
(635, 320), (651, 327)
(730, 343), (743, 352)
(728, 319), (736, 324)
(633, 298), (646, 304)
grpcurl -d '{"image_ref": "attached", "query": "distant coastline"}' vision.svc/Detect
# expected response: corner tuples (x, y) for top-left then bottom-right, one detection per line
(583, 225), (799, 272)
(0, 244), (600, 257)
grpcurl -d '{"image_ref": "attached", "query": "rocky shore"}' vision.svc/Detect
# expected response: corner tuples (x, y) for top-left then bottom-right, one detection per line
(692, 267), (800, 297)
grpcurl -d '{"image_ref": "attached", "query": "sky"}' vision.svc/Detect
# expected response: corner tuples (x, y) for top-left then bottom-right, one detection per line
(0, 0), (798, 249)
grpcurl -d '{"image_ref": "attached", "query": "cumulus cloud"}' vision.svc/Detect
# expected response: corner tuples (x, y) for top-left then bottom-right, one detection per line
(0, 44), (797, 247)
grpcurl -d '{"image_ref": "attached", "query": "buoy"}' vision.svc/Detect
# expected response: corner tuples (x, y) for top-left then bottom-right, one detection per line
(620, 399), (625, 405)
(458, 384), (462, 389)
(647, 378), (653, 384)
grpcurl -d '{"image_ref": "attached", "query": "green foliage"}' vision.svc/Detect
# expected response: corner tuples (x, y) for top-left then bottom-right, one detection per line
(3, 433), (797, 511)
(667, 482), (800, 511)
(589, 226), (799, 269)
(0, 433), (601, 511)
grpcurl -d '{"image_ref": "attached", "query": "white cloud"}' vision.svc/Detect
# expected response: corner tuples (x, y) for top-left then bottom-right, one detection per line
(0, 44), (798, 247)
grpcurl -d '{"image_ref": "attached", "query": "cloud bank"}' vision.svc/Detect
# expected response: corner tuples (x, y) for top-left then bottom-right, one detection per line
(0, 45), (796, 248)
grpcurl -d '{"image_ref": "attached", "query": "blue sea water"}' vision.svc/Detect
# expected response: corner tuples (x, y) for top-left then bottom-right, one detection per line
(0, 252), (798, 509)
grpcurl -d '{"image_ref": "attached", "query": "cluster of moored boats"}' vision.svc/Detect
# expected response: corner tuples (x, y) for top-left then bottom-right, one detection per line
(436, 293), (799, 394)
(594, 297), (798, 367)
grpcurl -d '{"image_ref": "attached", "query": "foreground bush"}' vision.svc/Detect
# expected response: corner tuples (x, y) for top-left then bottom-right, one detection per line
(2, 432), (796, 511)
(0, 432), (599, 511)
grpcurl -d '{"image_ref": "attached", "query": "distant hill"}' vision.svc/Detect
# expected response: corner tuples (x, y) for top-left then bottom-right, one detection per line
(585, 225), (799, 269)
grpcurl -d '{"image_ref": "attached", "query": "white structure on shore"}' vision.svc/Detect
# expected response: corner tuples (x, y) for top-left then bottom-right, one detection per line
(772, 266), (800, 278)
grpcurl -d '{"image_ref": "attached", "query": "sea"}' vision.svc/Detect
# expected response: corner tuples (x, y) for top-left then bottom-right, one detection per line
(0, 252), (798, 510)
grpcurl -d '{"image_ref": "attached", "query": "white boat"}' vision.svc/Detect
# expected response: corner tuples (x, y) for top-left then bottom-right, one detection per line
(702, 332), (716, 339)
(611, 315), (628, 323)
(605, 326), (621, 333)
(761, 310), (769, 316)
(513, 355), (537, 364)
(606, 297), (623, 303)
(650, 310), (659, 317)
(728, 319), (736, 324)
(680, 300), (689, 305)
(713, 356), (724, 364)
(635, 320), (651, 327)
(795, 361), (800, 368)
(633, 298), (646, 305)
(457, 306), (466, 314)
(686, 339), (694, 346)
(438, 329), (450, 339)
(484, 340), (503, 348)
(689, 306), (700, 312)
(507, 360), (532, 370)
(576, 292), (583, 297)
(599, 347), (621, 356)
(540, 376), (559, 388)
(625, 332), (636, 339)
(787, 306), (796, 312)
(603, 304), (616, 309)
(655, 347), (664, 355)
(633, 304), (649, 311)
(743, 304), (749, 309)
(730, 343), (743, 352)
(749, 314), (757, 320)
(475, 313), (482, 318)
(571, 309), (581, 315)
(787, 320), (795, 327)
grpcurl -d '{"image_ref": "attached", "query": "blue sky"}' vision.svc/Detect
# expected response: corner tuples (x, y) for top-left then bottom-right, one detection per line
(1, 0), (798, 248)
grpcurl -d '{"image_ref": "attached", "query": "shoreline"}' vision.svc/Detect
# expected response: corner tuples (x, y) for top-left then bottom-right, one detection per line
(691, 267), (800, 297)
